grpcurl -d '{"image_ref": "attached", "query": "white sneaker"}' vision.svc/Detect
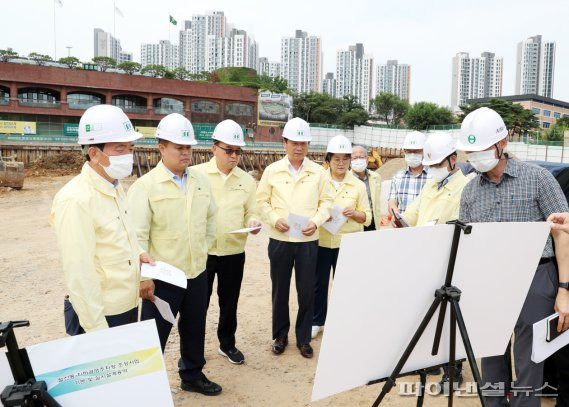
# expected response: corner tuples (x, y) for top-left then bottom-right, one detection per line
(311, 325), (323, 339)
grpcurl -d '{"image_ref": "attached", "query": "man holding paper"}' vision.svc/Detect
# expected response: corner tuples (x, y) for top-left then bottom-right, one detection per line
(312, 136), (371, 339)
(193, 119), (260, 365)
(458, 107), (569, 407)
(256, 117), (333, 358)
(127, 114), (222, 396)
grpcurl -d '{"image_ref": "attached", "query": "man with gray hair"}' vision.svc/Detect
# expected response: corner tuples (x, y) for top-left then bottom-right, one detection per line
(351, 145), (382, 231)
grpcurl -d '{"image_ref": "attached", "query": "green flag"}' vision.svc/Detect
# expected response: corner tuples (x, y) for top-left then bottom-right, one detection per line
(169, 15), (177, 25)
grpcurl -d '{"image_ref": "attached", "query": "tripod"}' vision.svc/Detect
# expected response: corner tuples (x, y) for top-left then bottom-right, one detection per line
(369, 221), (488, 407)
(0, 321), (61, 407)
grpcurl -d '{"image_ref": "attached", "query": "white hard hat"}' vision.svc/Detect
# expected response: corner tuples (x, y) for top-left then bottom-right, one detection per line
(77, 104), (142, 145)
(212, 119), (246, 147)
(403, 131), (426, 149)
(326, 135), (352, 154)
(457, 107), (508, 152)
(155, 113), (197, 145)
(282, 117), (312, 142)
(422, 132), (456, 165)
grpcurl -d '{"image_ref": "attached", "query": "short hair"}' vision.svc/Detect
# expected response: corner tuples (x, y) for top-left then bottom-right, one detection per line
(157, 138), (169, 146)
(352, 144), (369, 153)
(82, 143), (105, 162)
(325, 152), (333, 163)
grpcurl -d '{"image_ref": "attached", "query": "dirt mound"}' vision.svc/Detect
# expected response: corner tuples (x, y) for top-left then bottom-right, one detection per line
(26, 152), (84, 177)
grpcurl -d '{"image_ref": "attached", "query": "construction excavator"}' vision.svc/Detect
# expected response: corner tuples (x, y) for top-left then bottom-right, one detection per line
(0, 155), (25, 189)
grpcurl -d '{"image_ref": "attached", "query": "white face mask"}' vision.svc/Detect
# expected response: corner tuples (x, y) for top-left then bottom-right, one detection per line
(351, 158), (367, 172)
(468, 149), (499, 173)
(99, 153), (134, 180)
(429, 166), (450, 183)
(405, 153), (423, 168)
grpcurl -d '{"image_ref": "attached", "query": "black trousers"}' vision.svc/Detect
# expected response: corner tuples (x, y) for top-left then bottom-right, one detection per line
(313, 246), (339, 326)
(268, 239), (318, 346)
(64, 297), (137, 336)
(141, 272), (208, 382)
(206, 252), (246, 352)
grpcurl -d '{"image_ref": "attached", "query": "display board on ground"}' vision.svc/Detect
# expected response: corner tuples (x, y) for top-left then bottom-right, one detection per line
(312, 222), (550, 401)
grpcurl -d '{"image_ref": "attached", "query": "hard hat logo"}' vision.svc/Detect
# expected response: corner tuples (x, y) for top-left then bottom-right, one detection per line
(123, 122), (133, 131)
(468, 134), (476, 144)
(182, 130), (190, 138)
(297, 130), (304, 137)
(233, 133), (240, 140)
(85, 124), (91, 132)
(427, 153), (432, 158)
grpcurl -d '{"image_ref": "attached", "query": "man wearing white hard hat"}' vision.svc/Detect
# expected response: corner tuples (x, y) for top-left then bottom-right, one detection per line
(458, 107), (569, 406)
(388, 131), (430, 215)
(127, 113), (222, 396)
(256, 117), (333, 358)
(193, 119), (261, 365)
(50, 104), (154, 334)
(401, 132), (470, 229)
(351, 145), (382, 231)
(312, 135), (371, 339)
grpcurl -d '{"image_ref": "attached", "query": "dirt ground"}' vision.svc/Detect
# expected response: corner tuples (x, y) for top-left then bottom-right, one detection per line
(0, 175), (556, 407)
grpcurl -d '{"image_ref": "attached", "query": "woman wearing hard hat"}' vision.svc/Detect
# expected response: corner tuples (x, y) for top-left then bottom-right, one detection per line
(311, 135), (371, 339)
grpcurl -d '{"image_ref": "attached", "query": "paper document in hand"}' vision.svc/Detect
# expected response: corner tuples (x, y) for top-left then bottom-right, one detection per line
(228, 226), (262, 234)
(321, 205), (347, 235)
(153, 296), (176, 325)
(141, 261), (187, 289)
(532, 312), (569, 363)
(287, 213), (310, 239)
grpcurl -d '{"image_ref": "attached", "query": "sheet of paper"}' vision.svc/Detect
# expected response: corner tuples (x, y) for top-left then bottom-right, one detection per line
(321, 205), (347, 235)
(312, 222), (550, 402)
(532, 313), (569, 363)
(228, 226), (262, 234)
(141, 261), (187, 289)
(27, 320), (173, 406)
(287, 213), (310, 240)
(153, 296), (176, 325)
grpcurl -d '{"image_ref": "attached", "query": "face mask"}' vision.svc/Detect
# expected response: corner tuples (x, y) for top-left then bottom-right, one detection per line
(429, 166), (450, 183)
(99, 153), (134, 180)
(467, 149), (499, 173)
(351, 158), (367, 172)
(405, 153), (423, 168)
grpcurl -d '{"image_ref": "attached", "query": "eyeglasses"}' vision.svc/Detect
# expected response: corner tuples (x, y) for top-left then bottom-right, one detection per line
(217, 145), (243, 156)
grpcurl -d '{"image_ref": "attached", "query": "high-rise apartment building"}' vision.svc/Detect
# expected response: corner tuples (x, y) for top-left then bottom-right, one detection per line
(376, 60), (411, 101)
(281, 30), (322, 93)
(336, 43), (373, 111)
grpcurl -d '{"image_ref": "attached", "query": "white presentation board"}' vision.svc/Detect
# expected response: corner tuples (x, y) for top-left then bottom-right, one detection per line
(25, 320), (173, 406)
(312, 222), (550, 401)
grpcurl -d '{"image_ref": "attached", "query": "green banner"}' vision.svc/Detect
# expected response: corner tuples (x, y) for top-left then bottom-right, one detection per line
(64, 123), (79, 137)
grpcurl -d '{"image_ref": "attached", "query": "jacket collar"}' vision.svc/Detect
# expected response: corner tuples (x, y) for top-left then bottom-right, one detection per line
(205, 156), (238, 178)
(81, 162), (119, 197)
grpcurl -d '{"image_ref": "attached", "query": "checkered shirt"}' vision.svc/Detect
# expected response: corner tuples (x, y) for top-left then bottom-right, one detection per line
(388, 168), (430, 212)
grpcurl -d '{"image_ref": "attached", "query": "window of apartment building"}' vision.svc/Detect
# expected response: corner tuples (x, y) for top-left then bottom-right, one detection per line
(542, 122), (550, 129)
(531, 107), (540, 114)
(543, 110), (551, 117)
(191, 100), (220, 113)
(553, 112), (561, 119)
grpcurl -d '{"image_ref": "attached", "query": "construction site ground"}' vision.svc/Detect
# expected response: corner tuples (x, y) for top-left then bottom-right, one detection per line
(0, 172), (556, 407)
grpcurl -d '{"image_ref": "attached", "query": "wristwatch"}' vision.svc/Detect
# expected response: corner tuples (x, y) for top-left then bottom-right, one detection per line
(560, 282), (569, 290)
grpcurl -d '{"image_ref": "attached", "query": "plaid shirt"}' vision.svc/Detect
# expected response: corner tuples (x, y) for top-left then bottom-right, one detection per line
(459, 158), (568, 257)
(388, 168), (430, 212)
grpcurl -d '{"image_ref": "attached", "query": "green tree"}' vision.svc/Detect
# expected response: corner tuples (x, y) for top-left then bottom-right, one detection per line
(118, 61), (141, 75)
(28, 52), (53, 66)
(556, 116), (569, 128)
(163, 70), (175, 79)
(405, 102), (455, 130)
(460, 98), (538, 138)
(292, 93), (368, 128)
(172, 67), (190, 80)
(339, 95), (369, 127)
(0, 49), (18, 62)
(58, 56), (80, 68)
(371, 92), (410, 125)
(92, 56), (117, 72)
(543, 121), (568, 142)
(189, 71), (211, 81)
(257, 75), (289, 94)
(141, 64), (167, 78)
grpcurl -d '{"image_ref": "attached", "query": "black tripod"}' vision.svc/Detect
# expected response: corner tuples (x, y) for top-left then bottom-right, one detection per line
(0, 321), (61, 407)
(369, 221), (488, 407)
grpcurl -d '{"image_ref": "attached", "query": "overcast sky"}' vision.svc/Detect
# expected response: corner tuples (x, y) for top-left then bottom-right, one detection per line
(1, 0), (567, 107)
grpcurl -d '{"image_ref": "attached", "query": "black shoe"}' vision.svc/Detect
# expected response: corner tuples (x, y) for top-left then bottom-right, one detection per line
(439, 373), (464, 389)
(218, 347), (245, 364)
(425, 366), (442, 375)
(272, 336), (288, 355)
(297, 343), (313, 359)
(181, 376), (222, 396)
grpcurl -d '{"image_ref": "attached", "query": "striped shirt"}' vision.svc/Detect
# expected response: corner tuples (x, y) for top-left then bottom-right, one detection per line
(388, 167), (430, 212)
(459, 158), (568, 257)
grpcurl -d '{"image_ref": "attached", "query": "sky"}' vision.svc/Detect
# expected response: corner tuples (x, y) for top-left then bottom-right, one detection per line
(1, 0), (568, 108)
